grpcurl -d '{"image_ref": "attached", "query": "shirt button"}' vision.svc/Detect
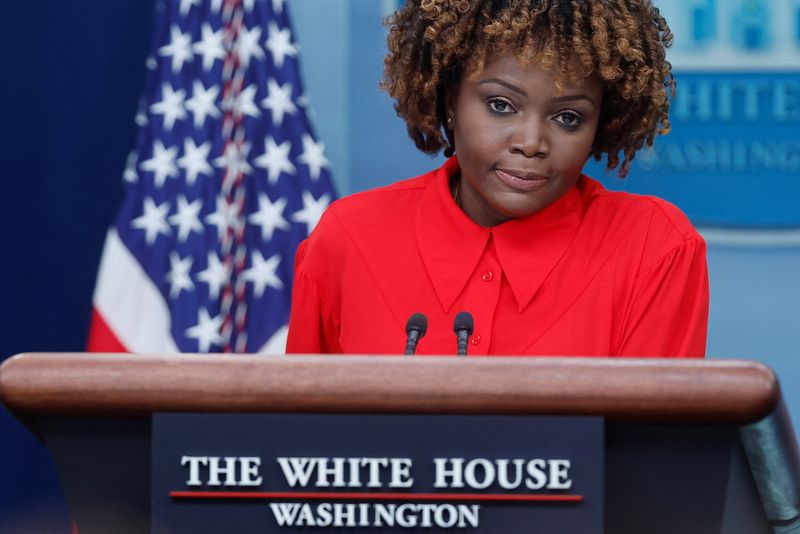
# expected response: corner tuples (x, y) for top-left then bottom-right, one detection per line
(470, 335), (481, 345)
(481, 271), (494, 282)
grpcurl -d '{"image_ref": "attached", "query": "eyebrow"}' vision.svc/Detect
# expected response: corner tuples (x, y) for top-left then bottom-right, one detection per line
(477, 78), (598, 105)
(477, 78), (527, 96)
(552, 93), (598, 105)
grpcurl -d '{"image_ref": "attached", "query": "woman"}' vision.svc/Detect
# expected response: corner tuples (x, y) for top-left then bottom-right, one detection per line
(286, 0), (708, 357)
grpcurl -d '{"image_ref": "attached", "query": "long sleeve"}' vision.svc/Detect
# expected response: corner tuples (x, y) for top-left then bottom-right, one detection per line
(616, 236), (709, 357)
(286, 241), (342, 354)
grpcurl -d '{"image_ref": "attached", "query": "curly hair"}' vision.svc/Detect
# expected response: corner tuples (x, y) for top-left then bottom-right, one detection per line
(382, 0), (676, 177)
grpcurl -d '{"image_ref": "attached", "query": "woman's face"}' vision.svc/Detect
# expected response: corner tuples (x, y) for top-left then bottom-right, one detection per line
(449, 51), (603, 227)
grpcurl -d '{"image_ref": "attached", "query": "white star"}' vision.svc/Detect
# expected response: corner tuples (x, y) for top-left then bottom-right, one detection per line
(132, 198), (171, 244)
(292, 191), (330, 235)
(177, 138), (213, 185)
(185, 308), (224, 352)
(166, 252), (194, 299)
(193, 23), (225, 72)
(272, 0), (285, 14)
(243, 251), (283, 297)
(254, 137), (295, 184)
(213, 142), (253, 179)
(168, 195), (204, 242)
(210, 0), (223, 12)
(297, 93), (310, 108)
(265, 22), (297, 68)
(150, 83), (187, 131)
(179, 0), (201, 15)
(249, 194), (289, 241)
(140, 140), (179, 188)
(243, 0), (256, 11)
(205, 196), (240, 241)
(262, 79), (297, 127)
(185, 81), (221, 129)
(297, 134), (330, 181)
(158, 25), (194, 73)
(123, 150), (139, 184)
(237, 25), (265, 70)
(197, 251), (230, 300)
(231, 83), (261, 118)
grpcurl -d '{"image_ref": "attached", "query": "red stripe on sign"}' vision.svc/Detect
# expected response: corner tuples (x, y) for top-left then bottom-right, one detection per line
(170, 491), (583, 502)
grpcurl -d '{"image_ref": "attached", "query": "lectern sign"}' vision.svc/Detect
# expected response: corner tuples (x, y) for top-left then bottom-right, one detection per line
(152, 414), (603, 533)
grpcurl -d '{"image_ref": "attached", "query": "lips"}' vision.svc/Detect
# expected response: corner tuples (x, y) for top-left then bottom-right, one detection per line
(495, 168), (550, 192)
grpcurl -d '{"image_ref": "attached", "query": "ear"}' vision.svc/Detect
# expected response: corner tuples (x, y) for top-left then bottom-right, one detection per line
(444, 85), (457, 126)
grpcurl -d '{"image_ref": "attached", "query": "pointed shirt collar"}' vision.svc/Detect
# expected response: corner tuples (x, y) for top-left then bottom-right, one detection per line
(415, 157), (584, 313)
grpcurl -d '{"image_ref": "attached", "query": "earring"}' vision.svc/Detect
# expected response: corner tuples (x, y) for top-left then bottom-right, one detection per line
(447, 116), (453, 125)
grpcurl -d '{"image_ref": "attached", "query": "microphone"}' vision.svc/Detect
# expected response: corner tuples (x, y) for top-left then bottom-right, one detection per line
(453, 311), (474, 356)
(404, 313), (428, 355)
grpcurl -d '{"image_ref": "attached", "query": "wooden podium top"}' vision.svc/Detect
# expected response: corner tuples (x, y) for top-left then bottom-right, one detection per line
(0, 353), (779, 424)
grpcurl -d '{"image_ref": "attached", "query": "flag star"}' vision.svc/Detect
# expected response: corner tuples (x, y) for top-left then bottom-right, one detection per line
(179, 0), (201, 16)
(243, 251), (283, 297)
(210, 0), (223, 11)
(231, 83), (261, 118)
(184, 308), (224, 352)
(177, 138), (213, 185)
(166, 252), (195, 299)
(292, 191), (330, 235)
(140, 140), (179, 188)
(168, 195), (204, 242)
(205, 196), (240, 241)
(123, 150), (139, 184)
(243, 0), (256, 11)
(254, 137), (295, 184)
(135, 111), (148, 127)
(185, 81), (221, 129)
(193, 23), (225, 72)
(132, 198), (171, 244)
(265, 22), (298, 68)
(150, 83), (187, 131)
(272, 0), (285, 14)
(262, 79), (297, 127)
(237, 25), (265, 70)
(197, 251), (230, 300)
(249, 193), (289, 241)
(158, 25), (194, 73)
(297, 134), (330, 181)
(213, 142), (253, 178)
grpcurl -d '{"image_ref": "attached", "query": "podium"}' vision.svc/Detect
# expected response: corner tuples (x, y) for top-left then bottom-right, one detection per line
(1, 353), (799, 533)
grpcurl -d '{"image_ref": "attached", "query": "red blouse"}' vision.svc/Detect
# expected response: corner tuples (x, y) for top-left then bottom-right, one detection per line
(286, 158), (708, 357)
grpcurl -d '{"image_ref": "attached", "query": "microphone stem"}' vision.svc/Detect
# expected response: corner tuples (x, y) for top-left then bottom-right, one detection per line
(404, 331), (420, 355)
(456, 331), (469, 356)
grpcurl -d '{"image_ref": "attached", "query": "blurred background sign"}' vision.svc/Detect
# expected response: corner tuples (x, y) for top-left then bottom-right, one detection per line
(586, 0), (800, 228)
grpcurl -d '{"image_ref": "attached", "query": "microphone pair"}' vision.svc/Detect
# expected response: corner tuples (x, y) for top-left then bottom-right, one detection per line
(404, 312), (474, 356)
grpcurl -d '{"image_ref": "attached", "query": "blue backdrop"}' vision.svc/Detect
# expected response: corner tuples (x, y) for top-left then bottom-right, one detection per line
(1, 1), (798, 532)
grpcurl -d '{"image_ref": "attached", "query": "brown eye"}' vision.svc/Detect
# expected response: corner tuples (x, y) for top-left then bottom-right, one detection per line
(554, 111), (582, 128)
(487, 98), (515, 114)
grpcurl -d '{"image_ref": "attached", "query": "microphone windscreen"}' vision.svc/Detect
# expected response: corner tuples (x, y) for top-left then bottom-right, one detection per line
(453, 311), (474, 335)
(406, 313), (428, 337)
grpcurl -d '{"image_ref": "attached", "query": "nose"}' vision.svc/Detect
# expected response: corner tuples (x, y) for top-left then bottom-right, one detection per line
(510, 117), (548, 158)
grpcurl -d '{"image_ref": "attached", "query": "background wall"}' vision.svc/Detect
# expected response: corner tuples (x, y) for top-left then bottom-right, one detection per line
(0, 0), (798, 532)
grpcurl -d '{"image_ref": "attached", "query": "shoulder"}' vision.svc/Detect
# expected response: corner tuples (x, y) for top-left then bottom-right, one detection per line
(578, 176), (705, 269)
(324, 171), (431, 224)
(296, 168), (436, 268)
(578, 175), (703, 250)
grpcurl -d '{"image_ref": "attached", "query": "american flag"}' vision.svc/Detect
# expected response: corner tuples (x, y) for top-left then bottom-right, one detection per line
(88, 0), (335, 354)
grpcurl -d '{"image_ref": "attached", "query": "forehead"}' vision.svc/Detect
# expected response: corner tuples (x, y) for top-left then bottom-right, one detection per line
(467, 50), (602, 96)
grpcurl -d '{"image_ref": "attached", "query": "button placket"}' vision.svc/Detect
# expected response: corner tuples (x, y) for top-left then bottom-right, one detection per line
(460, 259), (501, 356)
